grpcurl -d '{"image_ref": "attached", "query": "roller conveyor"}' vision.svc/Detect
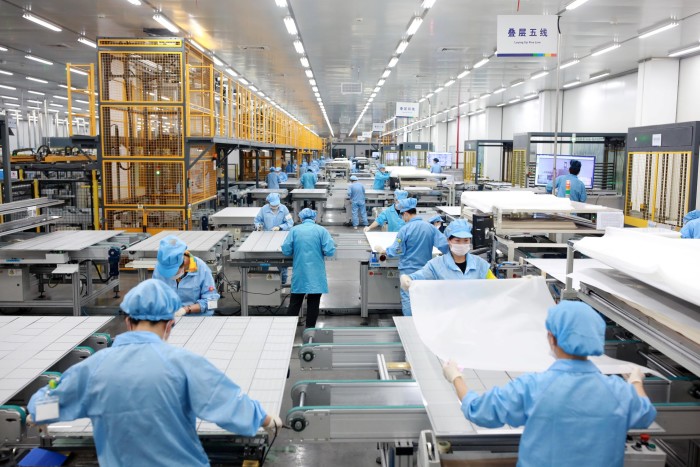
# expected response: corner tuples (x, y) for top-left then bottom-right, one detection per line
(302, 326), (400, 344)
(298, 342), (405, 370)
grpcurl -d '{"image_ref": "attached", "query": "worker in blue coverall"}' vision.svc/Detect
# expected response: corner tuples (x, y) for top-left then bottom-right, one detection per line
(285, 161), (295, 174)
(427, 214), (444, 233)
(153, 236), (220, 317)
(546, 159), (587, 202)
(373, 164), (390, 190)
(347, 175), (368, 229)
(442, 301), (656, 466)
(28, 279), (282, 467)
(374, 198), (449, 316)
(402, 219), (496, 293)
(364, 189), (408, 233)
(301, 168), (317, 189)
(281, 208), (336, 329)
(266, 167), (280, 189)
(254, 192), (294, 284)
(430, 157), (442, 174)
(681, 210), (700, 239)
(319, 156), (327, 168)
(276, 167), (288, 183)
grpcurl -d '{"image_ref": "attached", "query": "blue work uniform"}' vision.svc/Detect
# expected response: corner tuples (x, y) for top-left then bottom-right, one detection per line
(410, 252), (494, 281)
(347, 182), (368, 227)
(461, 359), (656, 466)
(281, 219), (336, 294)
(28, 331), (267, 467)
(375, 205), (405, 232)
(153, 256), (219, 316)
(386, 218), (449, 315)
(430, 162), (442, 174)
(373, 171), (390, 190)
(277, 171), (288, 182)
(266, 171), (280, 189)
(255, 205), (294, 283)
(301, 172), (317, 189)
(319, 158), (327, 167)
(681, 210), (700, 239)
(549, 174), (587, 202)
(286, 164), (295, 174)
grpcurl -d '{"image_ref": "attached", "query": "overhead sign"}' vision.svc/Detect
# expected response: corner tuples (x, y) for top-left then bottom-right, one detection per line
(372, 123), (385, 132)
(396, 102), (419, 118)
(362, 131), (372, 138)
(496, 15), (558, 57)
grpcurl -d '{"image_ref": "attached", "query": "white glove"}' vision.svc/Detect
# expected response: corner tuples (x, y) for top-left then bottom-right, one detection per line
(374, 245), (386, 255)
(272, 226), (281, 231)
(263, 414), (284, 438)
(400, 275), (413, 291)
(442, 360), (463, 383)
(255, 224), (263, 231)
(625, 366), (645, 385)
(174, 307), (187, 318)
(363, 226), (371, 233)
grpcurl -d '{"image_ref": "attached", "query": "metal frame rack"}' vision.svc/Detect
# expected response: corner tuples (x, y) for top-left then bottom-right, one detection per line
(462, 139), (514, 185)
(380, 144), (400, 167)
(624, 121), (700, 229)
(398, 142), (434, 168)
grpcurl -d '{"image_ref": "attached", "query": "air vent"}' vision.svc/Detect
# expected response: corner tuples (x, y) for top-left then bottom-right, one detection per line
(238, 45), (269, 52)
(341, 82), (363, 94)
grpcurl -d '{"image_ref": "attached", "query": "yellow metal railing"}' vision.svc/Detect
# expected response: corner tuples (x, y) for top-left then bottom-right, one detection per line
(66, 63), (97, 136)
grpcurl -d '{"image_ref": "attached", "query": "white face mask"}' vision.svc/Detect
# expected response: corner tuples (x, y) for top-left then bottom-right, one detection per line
(449, 243), (471, 256)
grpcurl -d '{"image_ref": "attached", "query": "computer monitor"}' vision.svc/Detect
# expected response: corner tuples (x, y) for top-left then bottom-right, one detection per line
(534, 154), (595, 189)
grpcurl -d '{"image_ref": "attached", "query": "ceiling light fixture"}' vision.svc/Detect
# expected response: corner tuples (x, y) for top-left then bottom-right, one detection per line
(26, 76), (49, 84)
(309, 79), (316, 86)
(371, 93), (377, 98)
(4, 103), (20, 107)
(189, 40), (206, 53)
(509, 97), (521, 104)
(473, 57), (489, 68)
(0, 46), (7, 52)
(396, 41), (409, 55)
(305, 69), (313, 78)
(493, 86), (506, 94)
(50, 103), (63, 108)
(565, 0), (589, 10)
(212, 56), (224, 67)
(153, 13), (179, 33)
(283, 16), (298, 35)
(22, 12), (62, 32)
(25, 55), (53, 65)
(275, 0), (288, 7)
(382, 69), (391, 79)
(639, 19), (678, 39)
(419, 97), (426, 103)
(510, 79), (525, 88)
(27, 89), (43, 95)
(434, 86), (444, 93)
(70, 68), (88, 76)
(523, 92), (538, 100)
(444, 79), (455, 87)
(559, 58), (580, 69)
(53, 95), (68, 100)
(530, 70), (549, 80)
(591, 42), (620, 57)
(668, 41), (700, 57)
(378, 79), (386, 86)
(457, 69), (470, 79)
(425, 92), (434, 98)
(312, 86), (318, 92)
(300, 57), (309, 68)
(0, 69), (12, 76)
(77, 36), (97, 48)
(406, 17), (423, 36)
(388, 57), (399, 68)
(249, 86), (258, 92)
(496, 102), (506, 107)
(563, 79), (581, 88)
(373, 86), (381, 93)
(225, 67), (238, 77)
(0, 84), (15, 91)
(480, 92), (491, 99)
(126, 0), (142, 5)
(1, 96), (18, 101)
(293, 40), (305, 54)
(589, 70), (610, 81)
(468, 97), (478, 104)
(421, 0), (437, 8)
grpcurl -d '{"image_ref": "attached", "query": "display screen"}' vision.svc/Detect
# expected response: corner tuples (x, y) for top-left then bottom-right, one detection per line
(534, 154), (595, 189)
(426, 152), (452, 167)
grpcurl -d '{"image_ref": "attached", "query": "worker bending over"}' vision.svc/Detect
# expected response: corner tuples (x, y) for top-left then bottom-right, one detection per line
(276, 166), (288, 183)
(427, 214), (444, 232)
(254, 192), (294, 284)
(365, 189), (408, 233)
(154, 236), (219, 317)
(401, 219), (495, 292)
(29, 280), (282, 467)
(373, 164), (390, 190)
(681, 209), (700, 239)
(443, 301), (656, 466)
(375, 198), (448, 316)
(347, 175), (368, 229)
(301, 167), (317, 189)
(282, 208), (336, 329)
(547, 159), (587, 202)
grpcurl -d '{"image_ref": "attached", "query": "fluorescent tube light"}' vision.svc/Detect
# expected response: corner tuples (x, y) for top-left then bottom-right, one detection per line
(212, 56), (224, 67)
(189, 40), (206, 53)
(592, 42), (620, 57)
(493, 86), (506, 94)
(496, 102), (506, 107)
(457, 69), (470, 79)
(153, 13), (179, 33)
(25, 55), (53, 65)
(560, 59), (580, 69)
(377, 79), (385, 86)
(0, 46), (7, 52)
(78, 37), (97, 48)
(396, 41), (409, 54)
(639, 20), (678, 39)
(530, 70), (549, 80)
(425, 92), (433, 98)
(382, 69), (391, 79)
(26, 76), (49, 84)
(421, 0), (437, 8)
(4, 103), (19, 107)
(275, 0), (287, 7)
(0, 69), (12, 76)
(668, 42), (700, 57)
(523, 92), (538, 100)
(305, 69), (313, 78)
(480, 93), (491, 99)
(27, 89), (43, 95)
(509, 98), (521, 104)
(445, 79), (455, 87)
(589, 70), (610, 81)
(309, 79), (316, 86)
(239, 78), (249, 85)
(249, 86), (258, 92)
(284, 16), (298, 35)
(388, 57), (399, 68)
(293, 40), (304, 54)
(468, 97), (478, 104)
(473, 57), (489, 68)
(225, 67), (238, 77)
(510, 79), (524, 88)
(419, 97), (426, 103)
(312, 86), (318, 92)
(127, 0), (141, 5)
(563, 79), (581, 88)
(300, 57), (309, 68)
(406, 17), (423, 36)
(373, 87), (381, 93)
(23, 12), (62, 32)
(1, 96), (18, 100)
(565, 0), (589, 10)
(70, 68), (88, 76)
(53, 95), (68, 100)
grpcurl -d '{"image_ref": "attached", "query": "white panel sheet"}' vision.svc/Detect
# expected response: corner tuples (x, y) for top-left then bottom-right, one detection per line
(575, 228), (700, 307)
(409, 278), (658, 375)
(365, 231), (441, 256)
(460, 191), (572, 214)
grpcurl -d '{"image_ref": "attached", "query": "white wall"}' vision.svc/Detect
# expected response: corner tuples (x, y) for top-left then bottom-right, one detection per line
(502, 98), (540, 139)
(562, 73), (637, 133)
(676, 54), (700, 122)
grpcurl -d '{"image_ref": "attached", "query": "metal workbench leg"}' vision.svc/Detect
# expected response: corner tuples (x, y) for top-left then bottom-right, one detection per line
(71, 271), (81, 316)
(360, 262), (369, 325)
(138, 268), (147, 283)
(240, 266), (249, 316)
(85, 262), (93, 297)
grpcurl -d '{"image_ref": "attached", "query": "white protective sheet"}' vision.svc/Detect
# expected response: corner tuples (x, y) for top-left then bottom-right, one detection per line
(365, 231), (442, 256)
(575, 227), (700, 307)
(409, 277), (659, 375)
(460, 191), (572, 214)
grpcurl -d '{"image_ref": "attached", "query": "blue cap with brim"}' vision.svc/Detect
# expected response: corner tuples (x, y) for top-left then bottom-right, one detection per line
(545, 301), (605, 357)
(156, 236), (187, 279)
(397, 198), (418, 213)
(121, 279), (182, 321)
(428, 215), (443, 224)
(266, 192), (281, 206)
(444, 219), (472, 239)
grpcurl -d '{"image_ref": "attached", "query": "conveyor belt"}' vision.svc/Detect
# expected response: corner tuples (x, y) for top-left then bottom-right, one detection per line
(0, 230), (124, 252)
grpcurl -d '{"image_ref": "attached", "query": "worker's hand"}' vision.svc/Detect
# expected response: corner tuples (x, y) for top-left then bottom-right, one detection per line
(255, 224), (263, 231)
(271, 226), (281, 231)
(174, 307), (187, 318)
(400, 275), (413, 291)
(363, 226), (371, 233)
(442, 360), (463, 384)
(263, 415), (284, 438)
(374, 245), (386, 255)
(625, 366), (645, 385)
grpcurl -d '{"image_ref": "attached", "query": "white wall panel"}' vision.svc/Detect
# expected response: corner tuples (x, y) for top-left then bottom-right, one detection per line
(677, 54), (700, 123)
(562, 73), (637, 133)
(502, 98), (540, 139)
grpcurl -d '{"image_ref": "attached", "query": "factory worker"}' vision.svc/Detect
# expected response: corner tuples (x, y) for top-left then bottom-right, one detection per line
(285, 161), (295, 174)
(281, 208), (336, 329)
(319, 156), (327, 168)
(266, 166), (280, 189)
(373, 164), (391, 190)
(153, 236), (220, 316)
(28, 279), (282, 467)
(681, 209), (700, 239)
(364, 189), (408, 233)
(254, 193), (294, 284)
(276, 166), (288, 183)
(301, 167), (318, 189)
(442, 301), (656, 466)
(547, 159), (587, 202)
(374, 198), (449, 316)
(347, 175), (368, 229)
(430, 157), (442, 174)
(427, 214), (444, 232)
(401, 219), (495, 292)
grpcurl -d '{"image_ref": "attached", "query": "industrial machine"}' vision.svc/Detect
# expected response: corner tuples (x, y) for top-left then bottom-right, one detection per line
(463, 139), (514, 185)
(398, 142), (434, 168)
(325, 158), (352, 180)
(380, 144), (400, 166)
(246, 188), (289, 207)
(291, 188), (328, 223)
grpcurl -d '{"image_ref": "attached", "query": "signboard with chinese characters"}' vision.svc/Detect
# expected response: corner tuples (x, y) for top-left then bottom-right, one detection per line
(372, 123), (384, 132)
(396, 102), (419, 118)
(496, 15), (558, 57)
(362, 131), (372, 138)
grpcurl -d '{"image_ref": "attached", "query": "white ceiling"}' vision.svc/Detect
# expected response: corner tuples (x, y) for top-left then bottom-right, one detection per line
(0, 0), (699, 138)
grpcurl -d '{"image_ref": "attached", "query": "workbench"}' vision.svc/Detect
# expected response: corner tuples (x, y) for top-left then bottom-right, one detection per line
(209, 207), (261, 228)
(247, 188), (289, 207)
(290, 189), (327, 223)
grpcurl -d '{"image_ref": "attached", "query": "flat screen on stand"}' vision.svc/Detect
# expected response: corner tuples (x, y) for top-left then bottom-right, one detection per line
(534, 154), (595, 189)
